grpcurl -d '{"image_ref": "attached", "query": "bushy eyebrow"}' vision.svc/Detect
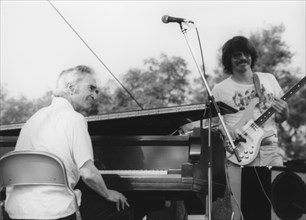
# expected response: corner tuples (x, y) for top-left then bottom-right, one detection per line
(89, 85), (99, 94)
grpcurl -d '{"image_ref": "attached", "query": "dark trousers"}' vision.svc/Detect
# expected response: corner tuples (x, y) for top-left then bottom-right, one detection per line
(80, 192), (134, 220)
(74, 179), (134, 220)
(59, 213), (76, 220)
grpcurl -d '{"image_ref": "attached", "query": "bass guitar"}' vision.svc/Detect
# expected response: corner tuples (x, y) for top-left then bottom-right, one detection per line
(226, 76), (306, 165)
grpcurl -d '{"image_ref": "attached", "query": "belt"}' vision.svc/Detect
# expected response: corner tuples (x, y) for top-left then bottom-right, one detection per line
(261, 139), (278, 145)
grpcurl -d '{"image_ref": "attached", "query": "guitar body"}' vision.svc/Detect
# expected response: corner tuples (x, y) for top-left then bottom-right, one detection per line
(225, 76), (306, 166)
(226, 98), (274, 165)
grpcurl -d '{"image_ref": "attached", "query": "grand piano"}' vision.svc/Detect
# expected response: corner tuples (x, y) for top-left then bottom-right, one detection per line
(0, 103), (232, 219)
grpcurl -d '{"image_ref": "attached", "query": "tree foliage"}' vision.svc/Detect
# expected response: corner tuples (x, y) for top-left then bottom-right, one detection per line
(92, 53), (193, 113)
(251, 24), (294, 74)
(0, 86), (52, 124)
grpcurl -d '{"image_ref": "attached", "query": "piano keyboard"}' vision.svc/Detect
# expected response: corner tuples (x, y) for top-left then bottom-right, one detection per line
(99, 169), (168, 176)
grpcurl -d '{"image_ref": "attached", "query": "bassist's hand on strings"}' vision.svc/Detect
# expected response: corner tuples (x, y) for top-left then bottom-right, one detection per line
(271, 97), (289, 123)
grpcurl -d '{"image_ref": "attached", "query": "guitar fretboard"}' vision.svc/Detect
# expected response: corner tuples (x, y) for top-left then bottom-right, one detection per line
(255, 76), (306, 127)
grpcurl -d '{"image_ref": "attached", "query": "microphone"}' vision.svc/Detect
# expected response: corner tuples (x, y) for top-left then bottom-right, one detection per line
(161, 15), (194, 24)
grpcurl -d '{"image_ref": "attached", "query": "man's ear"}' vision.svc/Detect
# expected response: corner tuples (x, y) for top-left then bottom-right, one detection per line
(66, 83), (75, 95)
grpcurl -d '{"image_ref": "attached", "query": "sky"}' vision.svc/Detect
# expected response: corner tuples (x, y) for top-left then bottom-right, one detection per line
(1, 0), (305, 99)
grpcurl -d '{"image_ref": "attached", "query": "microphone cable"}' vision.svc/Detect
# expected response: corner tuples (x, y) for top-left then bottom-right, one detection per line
(253, 166), (274, 207)
(195, 26), (207, 79)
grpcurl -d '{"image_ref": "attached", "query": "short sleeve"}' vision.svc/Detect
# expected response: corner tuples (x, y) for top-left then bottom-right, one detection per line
(212, 84), (221, 101)
(269, 74), (283, 98)
(69, 114), (94, 169)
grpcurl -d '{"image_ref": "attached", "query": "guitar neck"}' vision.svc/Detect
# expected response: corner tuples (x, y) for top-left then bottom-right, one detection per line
(255, 76), (306, 127)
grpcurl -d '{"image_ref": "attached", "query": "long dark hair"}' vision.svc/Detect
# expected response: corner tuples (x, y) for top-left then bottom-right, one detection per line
(221, 36), (258, 74)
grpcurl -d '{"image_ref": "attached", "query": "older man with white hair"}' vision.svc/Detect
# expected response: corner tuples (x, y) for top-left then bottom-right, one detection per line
(5, 65), (133, 220)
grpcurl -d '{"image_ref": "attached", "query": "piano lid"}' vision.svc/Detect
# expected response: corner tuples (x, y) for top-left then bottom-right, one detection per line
(0, 102), (237, 136)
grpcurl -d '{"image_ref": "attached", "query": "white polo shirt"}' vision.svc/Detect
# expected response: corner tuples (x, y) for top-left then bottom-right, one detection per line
(5, 97), (94, 219)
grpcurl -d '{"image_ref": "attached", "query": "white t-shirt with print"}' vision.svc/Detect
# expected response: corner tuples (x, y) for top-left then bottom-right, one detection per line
(212, 72), (283, 139)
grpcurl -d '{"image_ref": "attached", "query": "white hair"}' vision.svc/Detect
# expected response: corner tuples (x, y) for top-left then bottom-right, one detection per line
(53, 65), (94, 97)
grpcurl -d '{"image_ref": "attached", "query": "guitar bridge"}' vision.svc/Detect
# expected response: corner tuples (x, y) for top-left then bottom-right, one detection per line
(225, 142), (234, 154)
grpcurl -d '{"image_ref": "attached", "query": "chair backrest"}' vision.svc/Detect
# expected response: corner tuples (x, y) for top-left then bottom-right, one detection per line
(0, 151), (67, 187)
(0, 150), (81, 220)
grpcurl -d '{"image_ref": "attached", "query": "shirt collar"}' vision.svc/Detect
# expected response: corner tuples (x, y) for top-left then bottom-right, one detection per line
(52, 97), (74, 110)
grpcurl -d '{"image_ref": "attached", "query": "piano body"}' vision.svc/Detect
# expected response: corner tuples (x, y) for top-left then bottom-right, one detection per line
(0, 103), (228, 218)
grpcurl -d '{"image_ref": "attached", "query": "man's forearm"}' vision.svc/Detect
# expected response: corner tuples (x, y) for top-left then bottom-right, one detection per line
(80, 160), (110, 199)
(81, 171), (110, 199)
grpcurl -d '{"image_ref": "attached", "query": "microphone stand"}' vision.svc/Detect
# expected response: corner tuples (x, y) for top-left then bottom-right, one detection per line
(178, 22), (241, 220)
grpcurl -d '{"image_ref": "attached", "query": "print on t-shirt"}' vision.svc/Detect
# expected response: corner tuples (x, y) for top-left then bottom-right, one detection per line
(232, 84), (274, 113)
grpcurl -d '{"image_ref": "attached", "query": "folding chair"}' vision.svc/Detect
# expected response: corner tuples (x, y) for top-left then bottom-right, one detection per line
(0, 150), (81, 220)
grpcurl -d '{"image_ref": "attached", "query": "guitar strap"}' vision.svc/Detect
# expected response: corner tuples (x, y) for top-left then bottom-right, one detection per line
(253, 72), (264, 102)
